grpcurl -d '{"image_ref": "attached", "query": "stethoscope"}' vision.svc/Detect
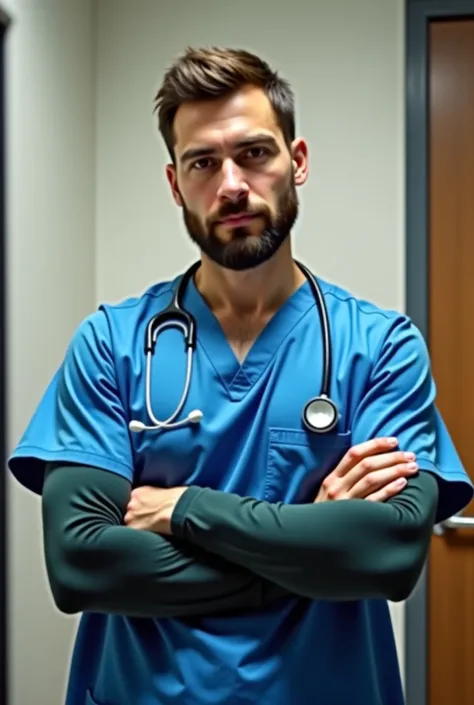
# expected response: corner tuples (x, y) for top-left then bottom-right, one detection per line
(129, 261), (339, 435)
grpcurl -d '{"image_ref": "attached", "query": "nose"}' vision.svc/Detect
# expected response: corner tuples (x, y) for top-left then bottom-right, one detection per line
(217, 159), (249, 202)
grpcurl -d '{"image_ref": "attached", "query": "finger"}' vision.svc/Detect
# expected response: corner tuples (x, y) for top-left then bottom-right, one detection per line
(333, 437), (399, 477)
(343, 451), (416, 489)
(130, 486), (152, 499)
(347, 463), (418, 499)
(365, 477), (409, 503)
(124, 513), (141, 529)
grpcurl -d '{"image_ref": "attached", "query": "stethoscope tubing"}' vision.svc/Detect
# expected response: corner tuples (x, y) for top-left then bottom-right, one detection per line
(131, 260), (338, 434)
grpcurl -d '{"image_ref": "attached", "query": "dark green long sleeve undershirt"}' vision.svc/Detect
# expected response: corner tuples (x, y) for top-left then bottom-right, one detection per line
(171, 470), (439, 602)
(42, 462), (439, 618)
(42, 463), (290, 618)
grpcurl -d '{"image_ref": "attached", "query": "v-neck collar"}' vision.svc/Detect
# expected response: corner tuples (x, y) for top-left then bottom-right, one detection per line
(183, 275), (315, 401)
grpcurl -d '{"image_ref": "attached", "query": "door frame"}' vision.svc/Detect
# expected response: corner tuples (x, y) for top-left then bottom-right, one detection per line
(404, 2), (474, 704)
(0, 6), (10, 703)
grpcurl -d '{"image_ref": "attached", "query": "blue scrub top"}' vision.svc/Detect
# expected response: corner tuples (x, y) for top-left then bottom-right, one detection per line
(8, 270), (473, 705)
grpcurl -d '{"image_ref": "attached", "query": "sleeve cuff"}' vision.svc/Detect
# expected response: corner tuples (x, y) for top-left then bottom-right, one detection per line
(170, 486), (205, 538)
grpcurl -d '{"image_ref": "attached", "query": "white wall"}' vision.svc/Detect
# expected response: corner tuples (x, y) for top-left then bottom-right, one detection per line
(95, 0), (406, 675)
(4, 1), (96, 704)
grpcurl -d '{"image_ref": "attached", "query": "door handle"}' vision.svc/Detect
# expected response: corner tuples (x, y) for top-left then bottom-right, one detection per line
(434, 512), (474, 536)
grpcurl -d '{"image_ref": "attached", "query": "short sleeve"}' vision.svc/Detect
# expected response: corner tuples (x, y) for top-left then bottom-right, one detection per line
(351, 315), (473, 523)
(8, 310), (134, 495)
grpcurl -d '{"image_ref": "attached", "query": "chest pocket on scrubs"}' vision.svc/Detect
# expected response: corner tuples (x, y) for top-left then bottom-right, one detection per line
(265, 428), (352, 504)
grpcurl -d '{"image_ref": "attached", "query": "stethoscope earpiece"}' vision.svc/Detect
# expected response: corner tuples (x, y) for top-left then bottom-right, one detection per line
(187, 409), (204, 423)
(131, 260), (339, 436)
(129, 420), (146, 433)
(129, 409), (203, 433)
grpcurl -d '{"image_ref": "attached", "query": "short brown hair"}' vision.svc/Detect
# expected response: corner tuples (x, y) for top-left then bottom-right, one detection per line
(154, 46), (295, 162)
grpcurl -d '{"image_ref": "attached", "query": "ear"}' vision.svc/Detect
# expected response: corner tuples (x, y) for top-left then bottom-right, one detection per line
(290, 137), (309, 186)
(165, 164), (183, 207)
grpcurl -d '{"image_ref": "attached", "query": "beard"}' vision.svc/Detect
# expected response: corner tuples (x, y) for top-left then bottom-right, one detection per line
(179, 174), (299, 272)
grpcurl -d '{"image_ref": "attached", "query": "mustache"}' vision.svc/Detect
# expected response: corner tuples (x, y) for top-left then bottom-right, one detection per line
(214, 200), (266, 221)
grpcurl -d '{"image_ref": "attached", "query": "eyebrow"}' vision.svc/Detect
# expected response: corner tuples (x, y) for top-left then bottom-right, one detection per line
(179, 134), (279, 165)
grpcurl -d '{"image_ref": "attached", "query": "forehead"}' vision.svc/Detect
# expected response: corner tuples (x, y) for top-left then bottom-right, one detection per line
(172, 85), (282, 153)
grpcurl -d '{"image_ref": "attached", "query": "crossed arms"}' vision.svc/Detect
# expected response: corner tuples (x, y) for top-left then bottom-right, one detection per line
(38, 313), (445, 618)
(41, 438), (439, 619)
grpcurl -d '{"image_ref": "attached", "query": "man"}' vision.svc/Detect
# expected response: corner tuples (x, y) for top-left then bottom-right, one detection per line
(9, 47), (473, 705)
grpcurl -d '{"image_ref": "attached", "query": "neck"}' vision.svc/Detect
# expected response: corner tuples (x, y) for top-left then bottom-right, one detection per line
(194, 240), (306, 317)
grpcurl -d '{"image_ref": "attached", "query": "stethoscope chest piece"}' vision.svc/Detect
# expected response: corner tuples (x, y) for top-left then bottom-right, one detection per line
(302, 395), (339, 434)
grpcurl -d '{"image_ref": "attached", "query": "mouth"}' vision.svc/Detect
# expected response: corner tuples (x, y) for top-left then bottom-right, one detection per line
(219, 213), (259, 228)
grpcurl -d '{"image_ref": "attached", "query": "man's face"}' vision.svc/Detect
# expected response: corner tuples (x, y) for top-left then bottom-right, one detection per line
(166, 85), (308, 271)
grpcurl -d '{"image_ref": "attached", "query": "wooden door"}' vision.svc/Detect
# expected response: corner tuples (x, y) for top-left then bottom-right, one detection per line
(428, 16), (474, 705)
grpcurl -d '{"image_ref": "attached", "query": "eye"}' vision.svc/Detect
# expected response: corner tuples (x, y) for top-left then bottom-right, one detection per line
(244, 146), (269, 160)
(191, 157), (215, 171)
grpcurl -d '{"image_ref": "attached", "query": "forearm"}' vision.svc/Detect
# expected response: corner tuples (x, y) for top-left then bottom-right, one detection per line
(171, 470), (439, 602)
(42, 463), (289, 618)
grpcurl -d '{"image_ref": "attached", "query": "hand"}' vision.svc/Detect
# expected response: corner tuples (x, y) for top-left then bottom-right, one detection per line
(124, 486), (188, 535)
(314, 437), (418, 503)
